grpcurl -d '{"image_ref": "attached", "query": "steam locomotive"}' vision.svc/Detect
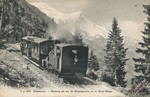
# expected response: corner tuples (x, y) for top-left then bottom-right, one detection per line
(20, 36), (88, 78)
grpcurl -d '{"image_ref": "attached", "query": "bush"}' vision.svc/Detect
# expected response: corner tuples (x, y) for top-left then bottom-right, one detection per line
(101, 72), (115, 86)
(87, 70), (98, 80)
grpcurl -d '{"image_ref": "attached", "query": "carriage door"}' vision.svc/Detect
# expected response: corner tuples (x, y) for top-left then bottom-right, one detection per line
(56, 47), (61, 70)
(27, 42), (32, 58)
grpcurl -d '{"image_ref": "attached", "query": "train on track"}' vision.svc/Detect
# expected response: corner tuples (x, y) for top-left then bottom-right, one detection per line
(20, 36), (88, 78)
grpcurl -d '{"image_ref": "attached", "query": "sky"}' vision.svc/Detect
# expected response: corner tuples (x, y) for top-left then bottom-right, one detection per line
(28, 0), (150, 39)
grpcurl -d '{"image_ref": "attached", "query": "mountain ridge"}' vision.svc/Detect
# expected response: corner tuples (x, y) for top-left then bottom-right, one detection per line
(29, 1), (109, 39)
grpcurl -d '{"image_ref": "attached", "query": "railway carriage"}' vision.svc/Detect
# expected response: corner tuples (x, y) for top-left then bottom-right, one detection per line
(21, 36), (55, 65)
(21, 36), (88, 78)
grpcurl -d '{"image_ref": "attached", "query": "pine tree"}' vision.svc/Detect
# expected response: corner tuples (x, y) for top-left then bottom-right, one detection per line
(73, 29), (84, 46)
(104, 18), (128, 87)
(88, 50), (99, 71)
(87, 50), (99, 80)
(133, 5), (150, 82)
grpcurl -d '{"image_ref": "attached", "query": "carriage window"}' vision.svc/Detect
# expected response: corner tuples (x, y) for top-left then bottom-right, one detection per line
(41, 44), (48, 54)
(24, 41), (27, 48)
(21, 41), (27, 48)
(35, 44), (38, 53)
(56, 47), (61, 56)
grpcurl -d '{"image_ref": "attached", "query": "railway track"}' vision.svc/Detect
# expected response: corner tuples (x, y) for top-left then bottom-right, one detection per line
(63, 75), (97, 86)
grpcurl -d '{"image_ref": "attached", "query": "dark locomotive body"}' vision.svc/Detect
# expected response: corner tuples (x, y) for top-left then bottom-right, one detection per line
(20, 36), (88, 78)
(51, 44), (88, 77)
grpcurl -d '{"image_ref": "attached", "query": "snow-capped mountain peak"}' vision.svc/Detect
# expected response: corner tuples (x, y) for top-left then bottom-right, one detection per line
(28, 1), (109, 39)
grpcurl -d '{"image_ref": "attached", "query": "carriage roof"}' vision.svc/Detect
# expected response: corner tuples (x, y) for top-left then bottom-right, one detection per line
(22, 36), (50, 43)
(55, 44), (86, 48)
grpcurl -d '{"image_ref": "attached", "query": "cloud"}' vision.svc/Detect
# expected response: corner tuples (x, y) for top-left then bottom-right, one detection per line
(119, 21), (144, 40)
(39, 0), (89, 13)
